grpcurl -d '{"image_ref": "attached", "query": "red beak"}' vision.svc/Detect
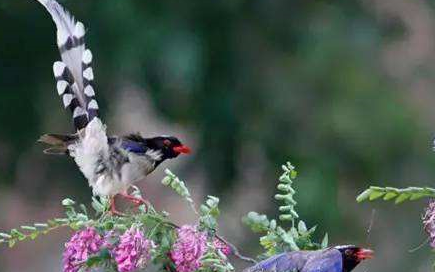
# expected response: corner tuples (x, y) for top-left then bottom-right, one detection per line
(173, 145), (191, 154)
(356, 248), (374, 260)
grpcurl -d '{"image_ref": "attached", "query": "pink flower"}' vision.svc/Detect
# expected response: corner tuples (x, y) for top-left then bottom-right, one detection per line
(213, 238), (232, 256)
(170, 225), (207, 272)
(424, 200), (435, 248)
(62, 227), (104, 272)
(111, 227), (155, 272)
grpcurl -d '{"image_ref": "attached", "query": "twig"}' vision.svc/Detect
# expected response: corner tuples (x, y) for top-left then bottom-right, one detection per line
(215, 234), (257, 264)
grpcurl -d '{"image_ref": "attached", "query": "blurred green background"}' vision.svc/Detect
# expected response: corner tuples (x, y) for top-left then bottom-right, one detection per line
(1, 0), (435, 271)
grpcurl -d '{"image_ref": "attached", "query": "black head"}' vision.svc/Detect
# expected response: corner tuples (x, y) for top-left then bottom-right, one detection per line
(145, 136), (191, 160)
(335, 245), (373, 272)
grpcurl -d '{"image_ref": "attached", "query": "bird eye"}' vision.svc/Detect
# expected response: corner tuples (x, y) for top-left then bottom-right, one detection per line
(345, 249), (352, 256)
(163, 139), (171, 146)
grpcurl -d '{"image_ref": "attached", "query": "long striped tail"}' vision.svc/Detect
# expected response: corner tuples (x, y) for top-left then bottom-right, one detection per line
(36, 0), (99, 131)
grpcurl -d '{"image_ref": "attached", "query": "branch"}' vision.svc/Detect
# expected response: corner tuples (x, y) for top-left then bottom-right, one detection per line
(356, 186), (435, 204)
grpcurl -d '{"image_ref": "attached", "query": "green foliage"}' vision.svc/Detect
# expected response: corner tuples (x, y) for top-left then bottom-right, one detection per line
(0, 163), (337, 270)
(199, 196), (220, 232)
(162, 169), (197, 214)
(357, 186), (435, 204)
(357, 185), (435, 271)
(243, 162), (328, 258)
(0, 197), (95, 248)
(201, 240), (234, 272)
(275, 162), (299, 222)
(0, 170), (244, 272)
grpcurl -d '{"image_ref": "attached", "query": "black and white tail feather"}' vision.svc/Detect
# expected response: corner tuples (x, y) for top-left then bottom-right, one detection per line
(36, 0), (100, 155)
(36, 0), (112, 195)
(37, 0), (98, 131)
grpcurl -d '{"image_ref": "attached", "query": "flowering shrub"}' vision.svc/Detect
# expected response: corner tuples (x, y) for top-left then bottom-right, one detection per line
(0, 163), (330, 272)
(423, 201), (435, 249)
(111, 227), (155, 272)
(243, 162), (328, 258)
(170, 225), (207, 272)
(357, 185), (435, 268)
(63, 227), (104, 272)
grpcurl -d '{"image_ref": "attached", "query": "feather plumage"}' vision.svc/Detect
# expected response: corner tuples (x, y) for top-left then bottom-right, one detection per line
(242, 249), (342, 272)
(36, 0), (98, 130)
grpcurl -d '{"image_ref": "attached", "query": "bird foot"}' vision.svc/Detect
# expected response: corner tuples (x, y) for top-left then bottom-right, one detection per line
(109, 197), (124, 216)
(118, 193), (150, 212)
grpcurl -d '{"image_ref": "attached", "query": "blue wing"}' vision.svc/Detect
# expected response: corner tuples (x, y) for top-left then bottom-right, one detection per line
(300, 249), (342, 272)
(119, 139), (146, 154)
(243, 251), (309, 272)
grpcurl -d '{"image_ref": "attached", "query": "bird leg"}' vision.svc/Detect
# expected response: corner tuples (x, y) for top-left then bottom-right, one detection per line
(109, 196), (124, 216)
(118, 193), (150, 212)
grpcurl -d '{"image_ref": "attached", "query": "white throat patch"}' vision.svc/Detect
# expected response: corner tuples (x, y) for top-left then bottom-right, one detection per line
(145, 149), (163, 161)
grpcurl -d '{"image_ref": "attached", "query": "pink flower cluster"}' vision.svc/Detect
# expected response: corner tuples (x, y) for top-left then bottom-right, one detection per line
(424, 200), (435, 248)
(213, 238), (232, 256)
(111, 227), (155, 272)
(63, 225), (230, 272)
(63, 227), (154, 272)
(63, 227), (104, 272)
(170, 225), (208, 272)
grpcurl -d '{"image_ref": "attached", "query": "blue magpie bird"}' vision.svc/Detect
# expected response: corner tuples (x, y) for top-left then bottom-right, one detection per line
(35, 0), (190, 213)
(243, 245), (373, 272)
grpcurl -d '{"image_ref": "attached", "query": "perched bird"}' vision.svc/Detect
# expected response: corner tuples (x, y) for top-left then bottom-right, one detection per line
(35, 0), (190, 213)
(243, 245), (373, 272)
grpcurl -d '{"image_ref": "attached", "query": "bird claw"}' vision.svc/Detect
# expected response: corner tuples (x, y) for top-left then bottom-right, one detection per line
(108, 193), (150, 216)
(110, 208), (124, 216)
(109, 197), (124, 216)
(118, 193), (150, 212)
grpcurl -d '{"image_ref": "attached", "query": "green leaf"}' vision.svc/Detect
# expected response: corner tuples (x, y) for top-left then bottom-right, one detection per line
(161, 176), (172, 186)
(86, 255), (103, 267)
(269, 219), (277, 230)
(8, 239), (16, 248)
(279, 214), (294, 221)
(383, 192), (397, 200)
(0, 232), (11, 239)
(306, 225), (317, 235)
(290, 227), (299, 238)
(54, 218), (69, 224)
(243, 212), (270, 233)
(395, 193), (410, 204)
(62, 198), (76, 206)
(10, 229), (26, 240)
(91, 197), (104, 213)
(79, 204), (88, 215)
(30, 232), (38, 240)
(280, 231), (299, 251)
(47, 220), (58, 227)
(356, 189), (372, 202)
(297, 221), (307, 233)
(409, 192), (428, 201)
(321, 233), (328, 249)
(277, 184), (291, 192)
(368, 190), (385, 201)
(21, 226), (36, 231)
(34, 223), (48, 228)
